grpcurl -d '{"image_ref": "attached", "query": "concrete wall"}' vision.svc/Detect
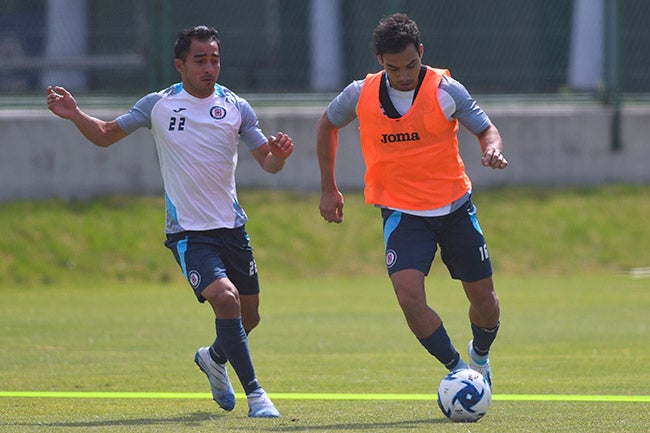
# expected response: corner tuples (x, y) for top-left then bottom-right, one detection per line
(1, 103), (648, 201)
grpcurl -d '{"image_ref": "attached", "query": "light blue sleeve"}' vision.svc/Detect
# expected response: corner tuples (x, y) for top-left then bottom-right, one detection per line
(326, 75), (490, 134)
(326, 80), (364, 128)
(439, 75), (491, 134)
(233, 96), (267, 151)
(116, 93), (162, 134)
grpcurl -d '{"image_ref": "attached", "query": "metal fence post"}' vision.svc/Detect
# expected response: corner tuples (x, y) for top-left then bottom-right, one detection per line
(604, 0), (622, 151)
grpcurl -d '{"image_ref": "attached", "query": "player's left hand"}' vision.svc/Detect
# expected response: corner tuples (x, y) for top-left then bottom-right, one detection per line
(481, 148), (508, 169)
(46, 86), (78, 120)
(268, 132), (294, 159)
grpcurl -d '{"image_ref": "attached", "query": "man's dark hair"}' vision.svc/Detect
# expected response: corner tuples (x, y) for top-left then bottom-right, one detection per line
(372, 13), (420, 56)
(174, 25), (221, 60)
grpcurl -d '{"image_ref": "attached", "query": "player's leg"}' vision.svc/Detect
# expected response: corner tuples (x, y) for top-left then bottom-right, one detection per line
(165, 229), (277, 417)
(389, 269), (468, 371)
(202, 293), (262, 402)
(201, 294), (260, 411)
(240, 294), (261, 333)
(164, 231), (238, 411)
(390, 269), (439, 337)
(439, 198), (499, 385)
(212, 226), (279, 418)
(202, 278), (259, 395)
(462, 277), (499, 387)
(462, 277), (500, 331)
(201, 277), (278, 417)
(207, 294), (259, 373)
(382, 209), (467, 371)
(232, 294), (278, 418)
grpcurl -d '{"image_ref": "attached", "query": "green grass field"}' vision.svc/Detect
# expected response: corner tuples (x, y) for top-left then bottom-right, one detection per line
(1, 276), (648, 432)
(1, 186), (649, 432)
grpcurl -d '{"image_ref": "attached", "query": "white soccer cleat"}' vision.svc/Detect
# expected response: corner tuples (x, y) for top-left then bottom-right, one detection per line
(468, 340), (492, 388)
(194, 347), (236, 411)
(247, 388), (280, 418)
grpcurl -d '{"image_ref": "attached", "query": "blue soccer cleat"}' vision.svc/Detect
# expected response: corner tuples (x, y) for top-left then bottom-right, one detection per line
(194, 347), (236, 411)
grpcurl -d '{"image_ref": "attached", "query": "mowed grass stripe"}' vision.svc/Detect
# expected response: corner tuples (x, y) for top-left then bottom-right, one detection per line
(1, 391), (648, 402)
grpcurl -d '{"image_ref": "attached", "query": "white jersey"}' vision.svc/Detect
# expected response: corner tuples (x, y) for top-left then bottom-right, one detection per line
(116, 83), (267, 233)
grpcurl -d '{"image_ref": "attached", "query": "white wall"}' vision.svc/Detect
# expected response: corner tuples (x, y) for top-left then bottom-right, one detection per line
(1, 103), (648, 201)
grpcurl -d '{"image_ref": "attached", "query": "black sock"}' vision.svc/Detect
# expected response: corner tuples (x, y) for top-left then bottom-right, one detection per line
(215, 317), (260, 395)
(210, 328), (252, 364)
(471, 322), (500, 356)
(209, 339), (228, 364)
(418, 324), (462, 370)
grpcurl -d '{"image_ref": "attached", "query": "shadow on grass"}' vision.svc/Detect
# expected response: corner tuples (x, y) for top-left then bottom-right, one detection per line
(10, 411), (448, 431)
(11, 411), (224, 428)
(261, 418), (447, 431)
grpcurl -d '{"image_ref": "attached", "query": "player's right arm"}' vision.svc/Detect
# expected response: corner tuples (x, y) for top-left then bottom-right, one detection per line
(47, 86), (127, 147)
(317, 112), (344, 223)
(316, 80), (363, 224)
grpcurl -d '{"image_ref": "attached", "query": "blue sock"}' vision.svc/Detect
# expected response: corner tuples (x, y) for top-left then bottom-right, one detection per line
(418, 324), (467, 371)
(215, 317), (260, 395)
(209, 340), (228, 364)
(471, 322), (500, 357)
(210, 328), (251, 364)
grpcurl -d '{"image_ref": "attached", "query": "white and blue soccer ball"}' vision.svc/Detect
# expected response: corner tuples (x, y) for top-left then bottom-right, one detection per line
(437, 368), (492, 422)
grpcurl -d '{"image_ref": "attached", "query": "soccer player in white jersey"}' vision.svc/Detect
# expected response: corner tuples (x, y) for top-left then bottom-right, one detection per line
(46, 25), (293, 418)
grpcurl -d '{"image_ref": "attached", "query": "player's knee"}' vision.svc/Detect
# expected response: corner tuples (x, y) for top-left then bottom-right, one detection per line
(474, 289), (498, 308)
(390, 270), (426, 312)
(202, 280), (241, 311)
(216, 288), (240, 306)
(465, 279), (499, 309)
(394, 286), (425, 313)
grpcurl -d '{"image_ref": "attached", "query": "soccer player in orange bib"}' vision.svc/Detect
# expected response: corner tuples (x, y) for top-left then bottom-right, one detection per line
(317, 13), (508, 388)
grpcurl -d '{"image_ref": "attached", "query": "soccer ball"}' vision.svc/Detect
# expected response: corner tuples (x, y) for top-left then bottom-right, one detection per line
(437, 368), (491, 422)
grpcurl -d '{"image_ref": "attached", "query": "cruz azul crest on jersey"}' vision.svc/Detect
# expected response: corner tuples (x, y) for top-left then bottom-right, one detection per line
(209, 105), (227, 120)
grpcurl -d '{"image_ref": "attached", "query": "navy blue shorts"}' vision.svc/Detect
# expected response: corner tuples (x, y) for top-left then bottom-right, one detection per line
(381, 198), (493, 282)
(164, 225), (260, 303)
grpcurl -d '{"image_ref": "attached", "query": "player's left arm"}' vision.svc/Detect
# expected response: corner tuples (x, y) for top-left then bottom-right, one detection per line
(477, 123), (508, 169)
(236, 95), (294, 173)
(442, 76), (508, 170)
(251, 132), (294, 173)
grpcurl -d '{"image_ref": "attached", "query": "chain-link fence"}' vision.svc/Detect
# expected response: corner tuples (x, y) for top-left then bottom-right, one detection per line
(1, 0), (649, 100)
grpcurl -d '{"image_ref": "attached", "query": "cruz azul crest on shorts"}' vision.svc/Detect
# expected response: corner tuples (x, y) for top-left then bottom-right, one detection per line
(188, 270), (201, 289)
(386, 249), (397, 268)
(209, 105), (227, 120)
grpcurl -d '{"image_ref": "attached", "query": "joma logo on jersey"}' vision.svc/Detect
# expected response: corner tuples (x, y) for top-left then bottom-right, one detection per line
(380, 132), (421, 143)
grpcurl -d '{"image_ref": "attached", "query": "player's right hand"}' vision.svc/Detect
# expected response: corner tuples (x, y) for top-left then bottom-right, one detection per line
(319, 190), (344, 223)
